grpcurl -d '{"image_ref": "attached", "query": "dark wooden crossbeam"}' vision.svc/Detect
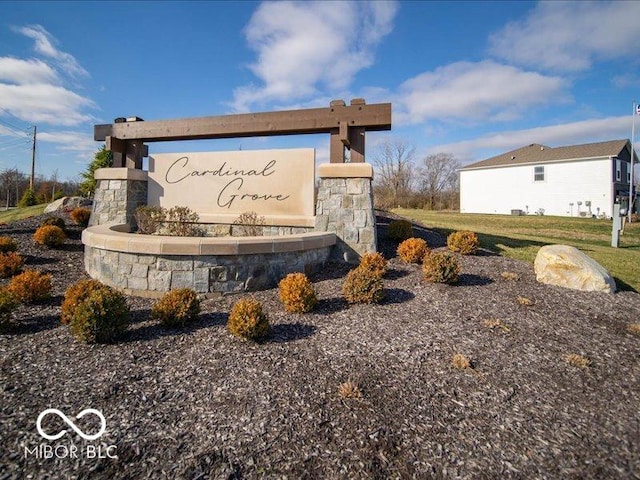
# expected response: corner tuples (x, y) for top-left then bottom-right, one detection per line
(94, 101), (391, 142)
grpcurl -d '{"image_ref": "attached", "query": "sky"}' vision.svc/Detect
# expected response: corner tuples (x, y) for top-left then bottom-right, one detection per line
(0, 0), (639, 181)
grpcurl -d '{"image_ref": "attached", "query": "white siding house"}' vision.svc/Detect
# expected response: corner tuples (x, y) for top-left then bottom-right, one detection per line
(460, 139), (638, 218)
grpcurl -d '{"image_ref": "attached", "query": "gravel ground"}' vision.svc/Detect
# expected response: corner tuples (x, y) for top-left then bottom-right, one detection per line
(1, 211), (639, 479)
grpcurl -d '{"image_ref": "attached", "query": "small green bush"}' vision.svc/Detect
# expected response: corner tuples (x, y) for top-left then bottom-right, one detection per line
(387, 219), (413, 241)
(151, 288), (201, 328)
(18, 188), (36, 208)
(447, 230), (479, 255)
(8, 269), (52, 303)
(0, 287), (17, 331)
(397, 237), (429, 264)
(422, 251), (460, 284)
(33, 225), (66, 248)
(0, 236), (18, 253)
(41, 216), (66, 231)
(358, 252), (387, 278)
(70, 207), (91, 227)
(342, 267), (384, 304)
(278, 273), (317, 313)
(0, 252), (24, 278)
(61, 279), (104, 324)
(227, 297), (270, 340)
(69, 284), (129, 343)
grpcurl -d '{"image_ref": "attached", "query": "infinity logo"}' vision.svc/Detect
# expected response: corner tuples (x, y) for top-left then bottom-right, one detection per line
(36, 409), (106, 441)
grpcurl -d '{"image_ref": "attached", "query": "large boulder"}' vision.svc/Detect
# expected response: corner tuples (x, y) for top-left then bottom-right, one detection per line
(44, 196), (92, 213)
(534, 245), (616, 293)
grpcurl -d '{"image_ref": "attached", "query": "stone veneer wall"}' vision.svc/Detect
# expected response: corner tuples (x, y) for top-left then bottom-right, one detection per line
(314, 163), (377, 263)
(90, 168), (148, 227)
(85, 245), (331, 296)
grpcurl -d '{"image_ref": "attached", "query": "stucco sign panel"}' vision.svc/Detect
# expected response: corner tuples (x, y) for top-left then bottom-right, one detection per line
(148, 148), (315, 223)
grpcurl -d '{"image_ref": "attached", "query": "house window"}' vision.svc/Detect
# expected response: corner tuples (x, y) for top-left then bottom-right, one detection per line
(534, 166), (545, 182)
(616, 159), (621, 181)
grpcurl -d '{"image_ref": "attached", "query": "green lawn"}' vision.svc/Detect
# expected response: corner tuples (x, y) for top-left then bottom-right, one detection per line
(0, 204), (47, 224)
(394, 209), (640, 292)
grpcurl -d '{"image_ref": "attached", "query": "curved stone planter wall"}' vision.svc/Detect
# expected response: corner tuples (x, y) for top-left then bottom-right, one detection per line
(82, 225), (335, 297)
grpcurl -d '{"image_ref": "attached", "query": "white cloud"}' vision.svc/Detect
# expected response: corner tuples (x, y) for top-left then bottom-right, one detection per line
(427, 116), (633, 163)
(395, 60), (568, 125)
(488, 1), (640, 72)
(232, 0), (397, 111)
(0, 83), (95, 126)
(0, 57), (58, 85)
(15, 24), (89, 78)
(38, 130), (97, 162)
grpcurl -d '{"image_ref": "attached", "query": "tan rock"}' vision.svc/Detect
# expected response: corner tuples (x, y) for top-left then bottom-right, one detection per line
(534, 245), (616, 293)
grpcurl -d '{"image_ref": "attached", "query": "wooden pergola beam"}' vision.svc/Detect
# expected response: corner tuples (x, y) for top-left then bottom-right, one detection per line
(94, 101), (391, 143)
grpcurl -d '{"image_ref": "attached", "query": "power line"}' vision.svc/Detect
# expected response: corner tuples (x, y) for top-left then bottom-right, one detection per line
(0, 118), (31, 138)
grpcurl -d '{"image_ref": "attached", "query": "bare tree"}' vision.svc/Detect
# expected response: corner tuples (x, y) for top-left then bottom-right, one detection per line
(371, 139), (416, 208)
(0, 168), (26, 209)
(418, 153), (461, 210)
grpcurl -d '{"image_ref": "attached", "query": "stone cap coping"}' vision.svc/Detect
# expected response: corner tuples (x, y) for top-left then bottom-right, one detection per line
(82, 224), (336, 256)
(317, 163), (373, 179)
(94, 167), (148, 181)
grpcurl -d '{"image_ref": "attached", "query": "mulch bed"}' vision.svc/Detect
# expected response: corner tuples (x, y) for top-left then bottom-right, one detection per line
(1, 211), (639, 479)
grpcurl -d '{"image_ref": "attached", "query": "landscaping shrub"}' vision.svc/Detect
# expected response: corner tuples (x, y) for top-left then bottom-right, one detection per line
(565, 353), (591, 368)
(166, 206), (202, 236)
(342, 267), (384, 304)
(33, 225), (66, 248)
(422, 251), (459, 284)
(387, 219), (413, 241)
(0, 287), (17, 331)
(0, 236), (18, 253)
(447, 230), (479, 255)
(227, 297), (270, 340)
(397, 237), (429, 264)
(61, 279), (104, 325)
(134, 205), (166, 234)
(17, 188), (36, 208)
(151, 288), (201, 328)
(278, 273), (317, 313)
(233, 211), (265, 236)
(452, 353), (471, 369)
(358, 252), (387, 278)
(8, 270), (52, 303)
(338, 381), (362, 399)
(0, 252), (24, 278)
(70, 207), (91, 227)
(69, 284), (129, 343)
(41, 216), (66, 231)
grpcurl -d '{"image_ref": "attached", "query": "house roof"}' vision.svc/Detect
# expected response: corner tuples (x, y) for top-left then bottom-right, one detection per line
(461, 139), (634, 171)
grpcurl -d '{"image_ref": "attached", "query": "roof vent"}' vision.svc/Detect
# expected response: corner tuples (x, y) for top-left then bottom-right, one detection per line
(511, 155), (516, 160)
(540, 146), (544, 151)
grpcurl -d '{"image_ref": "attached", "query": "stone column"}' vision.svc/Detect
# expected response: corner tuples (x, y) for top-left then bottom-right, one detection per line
(90, 168), (148, 227)
(315, 163), (377, 263)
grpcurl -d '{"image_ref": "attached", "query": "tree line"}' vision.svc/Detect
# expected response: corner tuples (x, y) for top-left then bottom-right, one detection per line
(371, 139), (460, 210)
(0, 146), (112, 209)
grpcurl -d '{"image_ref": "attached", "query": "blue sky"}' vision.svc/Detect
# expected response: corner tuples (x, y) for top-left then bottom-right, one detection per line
(0, 0), (639, 181)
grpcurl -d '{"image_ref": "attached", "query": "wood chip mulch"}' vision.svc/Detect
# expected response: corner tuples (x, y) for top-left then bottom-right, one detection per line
(1, 211), (639, 479)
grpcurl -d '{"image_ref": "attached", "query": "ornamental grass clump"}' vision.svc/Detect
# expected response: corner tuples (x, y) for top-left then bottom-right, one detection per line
(358, 252), (387, 278)
(8, 269), (52, 303)
(33, 225), (66, 248)
(151, 288), (201, 328)
(0, 252), (24, 278)
(0, 236), (18, 253)
(338, 381), (362, 399)
(70, 207), (91, 227)
(0, 287), (17, 331)
(61, 279), (105, 324)
(387, 219), (413, 241)
(227, 297), (270, 341)
(447, 230), (479, 255)
(342, 267), (384, 304)
(422, 251), (459, 285)
(68, 283), (129, 344)
(397, 237), (429, 264)
(278, 273), (317, 313)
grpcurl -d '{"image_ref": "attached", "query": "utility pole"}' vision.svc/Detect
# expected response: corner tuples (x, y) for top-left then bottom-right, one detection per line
(30, 125), (36, 190)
